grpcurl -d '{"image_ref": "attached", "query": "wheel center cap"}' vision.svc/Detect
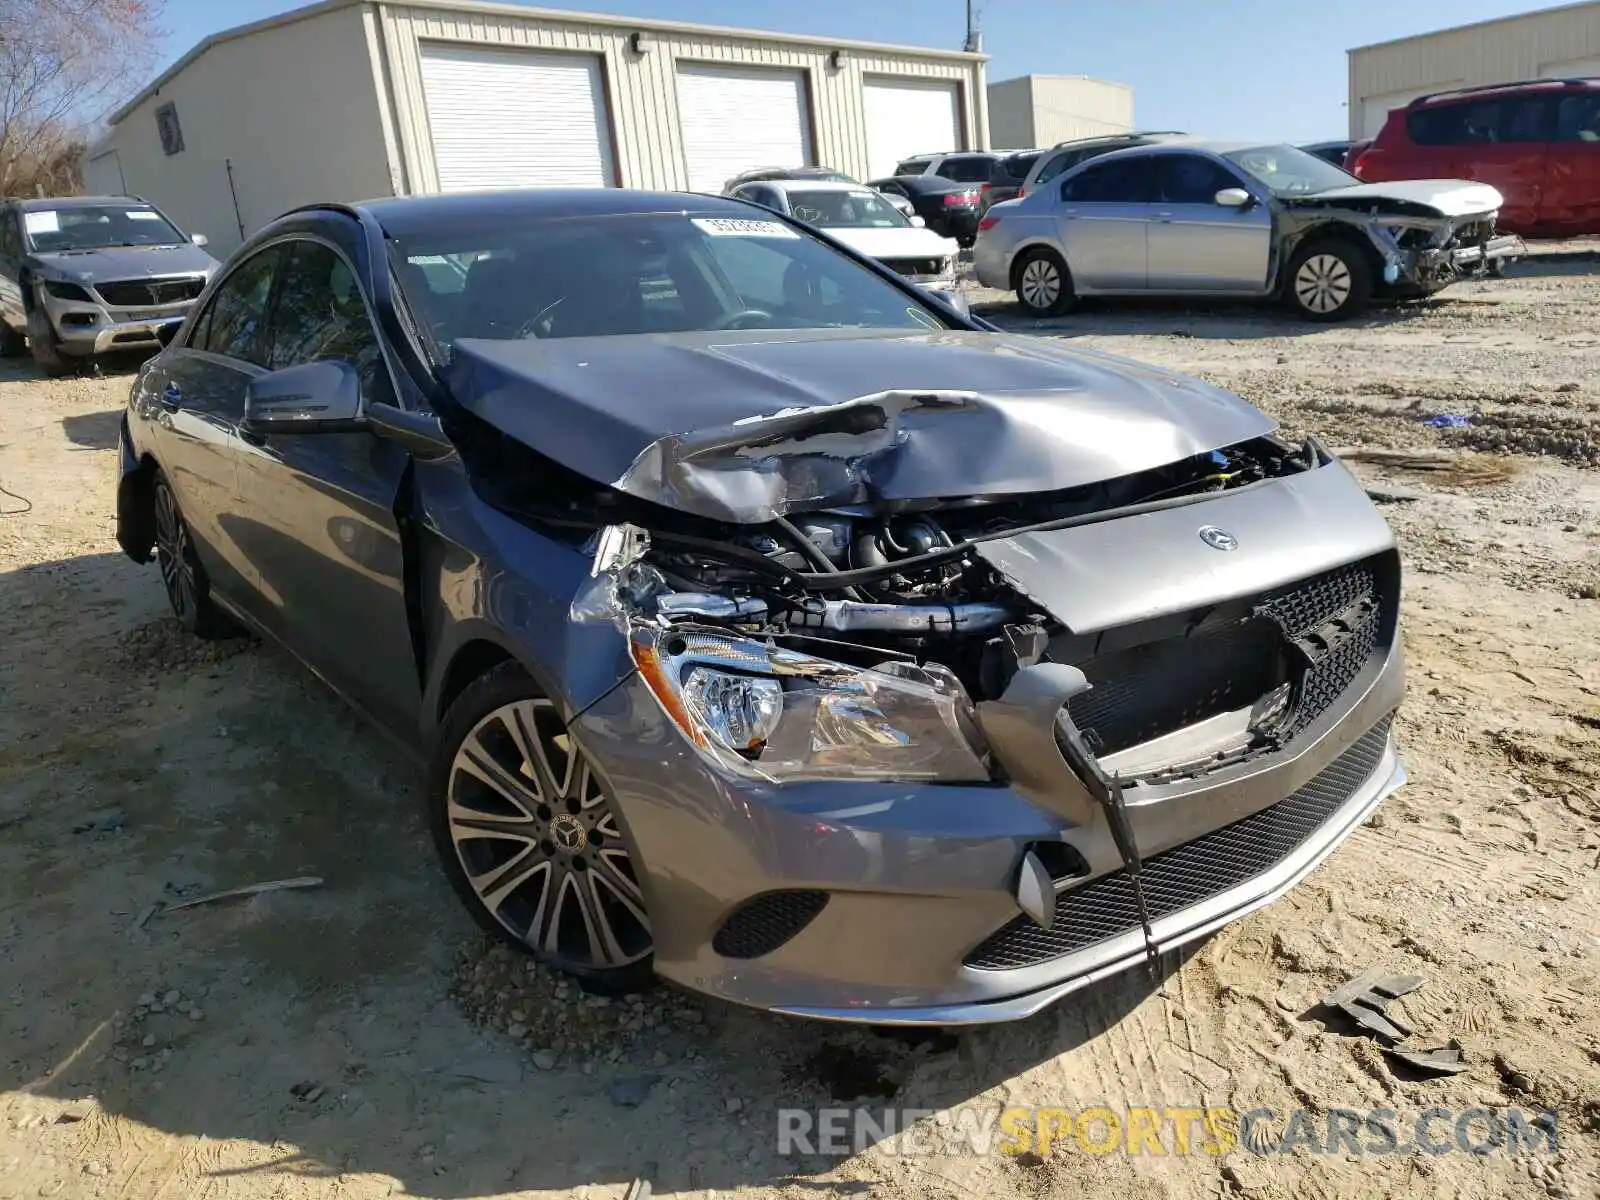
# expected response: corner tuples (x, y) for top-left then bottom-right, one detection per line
(550, 814), (586, 854)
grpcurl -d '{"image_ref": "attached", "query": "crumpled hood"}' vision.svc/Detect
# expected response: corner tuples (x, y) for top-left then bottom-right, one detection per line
(1300, 179), (1503, 218)
(27, 242), (218, 282)
(447, 328), (1277, 523)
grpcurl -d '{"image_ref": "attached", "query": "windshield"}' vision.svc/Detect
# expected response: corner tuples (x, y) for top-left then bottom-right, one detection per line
(1223, 144), (1359, 195)
(785, 190), (908, 228)
(23, 205), (187, 251)
(390, 212), (945, 351)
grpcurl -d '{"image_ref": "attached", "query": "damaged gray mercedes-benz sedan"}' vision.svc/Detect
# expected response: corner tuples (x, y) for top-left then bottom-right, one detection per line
(115, 188), (1405, 1024)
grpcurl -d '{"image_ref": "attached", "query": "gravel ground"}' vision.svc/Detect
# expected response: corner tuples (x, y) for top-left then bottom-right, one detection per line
(1, 245), (1598, 1200)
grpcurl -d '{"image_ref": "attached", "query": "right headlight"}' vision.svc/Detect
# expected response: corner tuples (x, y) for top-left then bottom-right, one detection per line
(630, 629), (990, 783)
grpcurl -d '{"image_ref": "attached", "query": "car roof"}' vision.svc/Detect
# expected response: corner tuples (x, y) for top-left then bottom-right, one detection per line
(356, 188), (763, 235)
(1047, 131), (1186, 151)
(1410, 76), (1600, 107)
(13, 195), (147, 210)
(761, 179), (883, 194)
(1069, 138), (1278, 157)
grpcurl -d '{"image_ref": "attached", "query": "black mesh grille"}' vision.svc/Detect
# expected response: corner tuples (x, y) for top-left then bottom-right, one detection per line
(964, 715), (1393, 971)
(713, 890), (830, 959)
(1064, 557), (1388, 756)
(96, 277), (206, 307)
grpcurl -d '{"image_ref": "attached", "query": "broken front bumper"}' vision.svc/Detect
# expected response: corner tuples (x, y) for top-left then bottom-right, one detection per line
(1435, 233), (1526, 272)
(572, 628), (1405, 1025)
(42, 292), (192, 355)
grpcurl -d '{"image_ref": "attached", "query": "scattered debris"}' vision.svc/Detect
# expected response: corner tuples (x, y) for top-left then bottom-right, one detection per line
(623, 1178), (652, 1200)
(290, 1080), (326, 1103)
(1382, 1044), (1471, 1076)
(71, 814), (123, 835)
(1424, 413), (1472, 429)
(1332, 446), (1521, 487)
(1321, 969), (1423, 1042)
(1363, 484), (1424, 505)
(158, 876), (322, 914)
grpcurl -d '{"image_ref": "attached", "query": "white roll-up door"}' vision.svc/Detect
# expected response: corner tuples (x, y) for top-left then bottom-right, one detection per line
(677, 65), (812, 194)
(863, 78), (960, 179)
(419, 44), (616, 191)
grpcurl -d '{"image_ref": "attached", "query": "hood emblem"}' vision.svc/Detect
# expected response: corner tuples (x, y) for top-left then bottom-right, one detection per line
(1198, 525), (1238, 551)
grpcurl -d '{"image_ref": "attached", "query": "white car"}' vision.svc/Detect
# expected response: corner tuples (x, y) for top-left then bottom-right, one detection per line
(726, 179), (963, 305)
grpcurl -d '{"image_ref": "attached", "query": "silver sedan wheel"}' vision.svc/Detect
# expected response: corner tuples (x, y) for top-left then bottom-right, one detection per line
(1019, 256), (1062, 311)
(1294, 253), (1353, 315)
(447, 699), (650, 969)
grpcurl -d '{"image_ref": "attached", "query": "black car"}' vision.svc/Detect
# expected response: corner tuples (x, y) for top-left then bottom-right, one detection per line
(986, 150), (1044, 209)
(867, 175), (983, 245)
(1299, 140), (1354, 167)
(1020, 131), (1189, 197)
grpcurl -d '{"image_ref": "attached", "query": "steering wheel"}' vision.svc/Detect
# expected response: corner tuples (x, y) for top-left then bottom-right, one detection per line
(712, 308), (773, 330)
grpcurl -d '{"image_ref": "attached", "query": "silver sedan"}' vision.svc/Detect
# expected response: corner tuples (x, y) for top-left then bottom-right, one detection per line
(973, 139), (1521, 321)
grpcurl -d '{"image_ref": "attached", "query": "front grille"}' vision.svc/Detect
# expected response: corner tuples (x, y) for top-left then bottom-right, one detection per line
(95, 277), (205, 307)
(712, 890), (829, 959)
(1064, 556), (1389, 757)
(964, 714), (1394, 970)
(881, 257), (946, 278)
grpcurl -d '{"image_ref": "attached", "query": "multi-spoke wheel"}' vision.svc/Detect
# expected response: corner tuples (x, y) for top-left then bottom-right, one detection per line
(151, 469), (232, 638)
(429, 663), (654, 993)
(1284, 239), (1371, 322)
(1013, 247), (1075, 316)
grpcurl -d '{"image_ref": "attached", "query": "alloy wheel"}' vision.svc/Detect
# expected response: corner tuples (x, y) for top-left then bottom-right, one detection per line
(446, 699), (650, 969)
(153, 480), (198, 622)
(1294, 253), (1352, 315)
(1019, 256), (1062, 311)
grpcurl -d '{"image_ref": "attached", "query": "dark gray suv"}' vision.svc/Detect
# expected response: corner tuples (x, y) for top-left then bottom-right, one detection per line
(0, 196), (219, 375)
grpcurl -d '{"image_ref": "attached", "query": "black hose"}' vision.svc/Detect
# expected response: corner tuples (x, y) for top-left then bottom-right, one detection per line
(772, 515), (866, 601)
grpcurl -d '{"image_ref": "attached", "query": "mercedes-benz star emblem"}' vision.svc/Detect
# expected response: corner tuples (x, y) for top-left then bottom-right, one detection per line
(1198, 525), (1239, 551)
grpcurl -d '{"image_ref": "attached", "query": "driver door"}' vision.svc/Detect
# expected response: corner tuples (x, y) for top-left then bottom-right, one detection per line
(1145, 153), (1272, 291)
(231, 234), (421, 735)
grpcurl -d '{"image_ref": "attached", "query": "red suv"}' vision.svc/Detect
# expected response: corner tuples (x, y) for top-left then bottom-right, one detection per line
(1352, 77), (1600, 237)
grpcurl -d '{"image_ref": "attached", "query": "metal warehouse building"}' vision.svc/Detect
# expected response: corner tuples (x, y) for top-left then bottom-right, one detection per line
(1349, 0), (1600, 138)
(986, 74), (1133, 149)
(86, 0), (987, 253)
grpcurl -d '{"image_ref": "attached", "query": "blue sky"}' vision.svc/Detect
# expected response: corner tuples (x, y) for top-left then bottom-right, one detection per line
(157, 0), (1552, 143)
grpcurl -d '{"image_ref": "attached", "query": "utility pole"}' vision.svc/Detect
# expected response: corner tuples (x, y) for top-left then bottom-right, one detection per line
(964, 0), (982, 52)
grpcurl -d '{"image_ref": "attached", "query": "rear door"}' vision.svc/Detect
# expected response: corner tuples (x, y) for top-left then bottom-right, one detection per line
(1146, 153), (1271, 291)
(1407, 96), (1548, 231)
(1544, 92), (1600, 234)
(149, 243), (288, 610)
(232, 234), (420, 733)
(1054, 156), (1156, 290)
(0, 207), (23, 332)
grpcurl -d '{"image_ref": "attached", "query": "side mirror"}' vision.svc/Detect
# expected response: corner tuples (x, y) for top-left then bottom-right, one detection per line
(155, 320), (182, 348)
(1215, 188), (1253, 208)
(242, 359), (365, 437)
(909, 215), (927, 228)
(190, 232), (208, 247)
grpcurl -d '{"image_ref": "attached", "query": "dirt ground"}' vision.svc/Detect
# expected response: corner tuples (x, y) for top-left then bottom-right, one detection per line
(2, 246), (1599, 1200)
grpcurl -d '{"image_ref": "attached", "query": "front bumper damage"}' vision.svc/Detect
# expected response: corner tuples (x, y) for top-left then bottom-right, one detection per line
(1337, 213), (1525, 291)
(41, 291), (193, 355)
(566, 454), (1408, 1025)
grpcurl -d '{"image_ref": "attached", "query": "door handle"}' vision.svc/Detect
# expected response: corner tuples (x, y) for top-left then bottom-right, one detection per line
(160, 383), (182, 410)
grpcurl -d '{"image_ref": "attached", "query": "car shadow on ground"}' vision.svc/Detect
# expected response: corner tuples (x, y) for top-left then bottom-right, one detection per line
(974, 293), (1479, 341)
(60, 409), (123, 451)
(0, 550), (1196, 1198)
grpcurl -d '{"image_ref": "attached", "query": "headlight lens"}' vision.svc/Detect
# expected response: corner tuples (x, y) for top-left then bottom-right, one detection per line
(44, 280), (93, 302)
(631, 630), (989, 783)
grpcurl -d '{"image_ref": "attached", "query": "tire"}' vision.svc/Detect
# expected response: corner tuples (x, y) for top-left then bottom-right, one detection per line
(1283, 239), (1372, 322)
(1013, 247), (1074, 316)
(0, 321), (25, 358)
(428, 661), (655, 996)
(151, 469), (234, 638)
(26, 308), (67, 377)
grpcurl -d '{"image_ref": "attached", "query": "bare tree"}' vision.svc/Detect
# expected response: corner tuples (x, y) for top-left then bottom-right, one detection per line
(0, 0), (164, 195)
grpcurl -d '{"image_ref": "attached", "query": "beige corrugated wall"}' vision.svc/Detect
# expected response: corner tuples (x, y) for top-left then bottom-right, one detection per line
(375, 2), (987, 192)
(95, 4), (395, 254)
(1349, 1), (1600, 137)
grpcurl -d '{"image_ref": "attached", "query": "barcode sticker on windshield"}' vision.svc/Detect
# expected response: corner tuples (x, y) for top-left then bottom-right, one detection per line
(23, 212), (60, 235)
(126, 210), (162, 220)
(691, 218), (798, 239)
